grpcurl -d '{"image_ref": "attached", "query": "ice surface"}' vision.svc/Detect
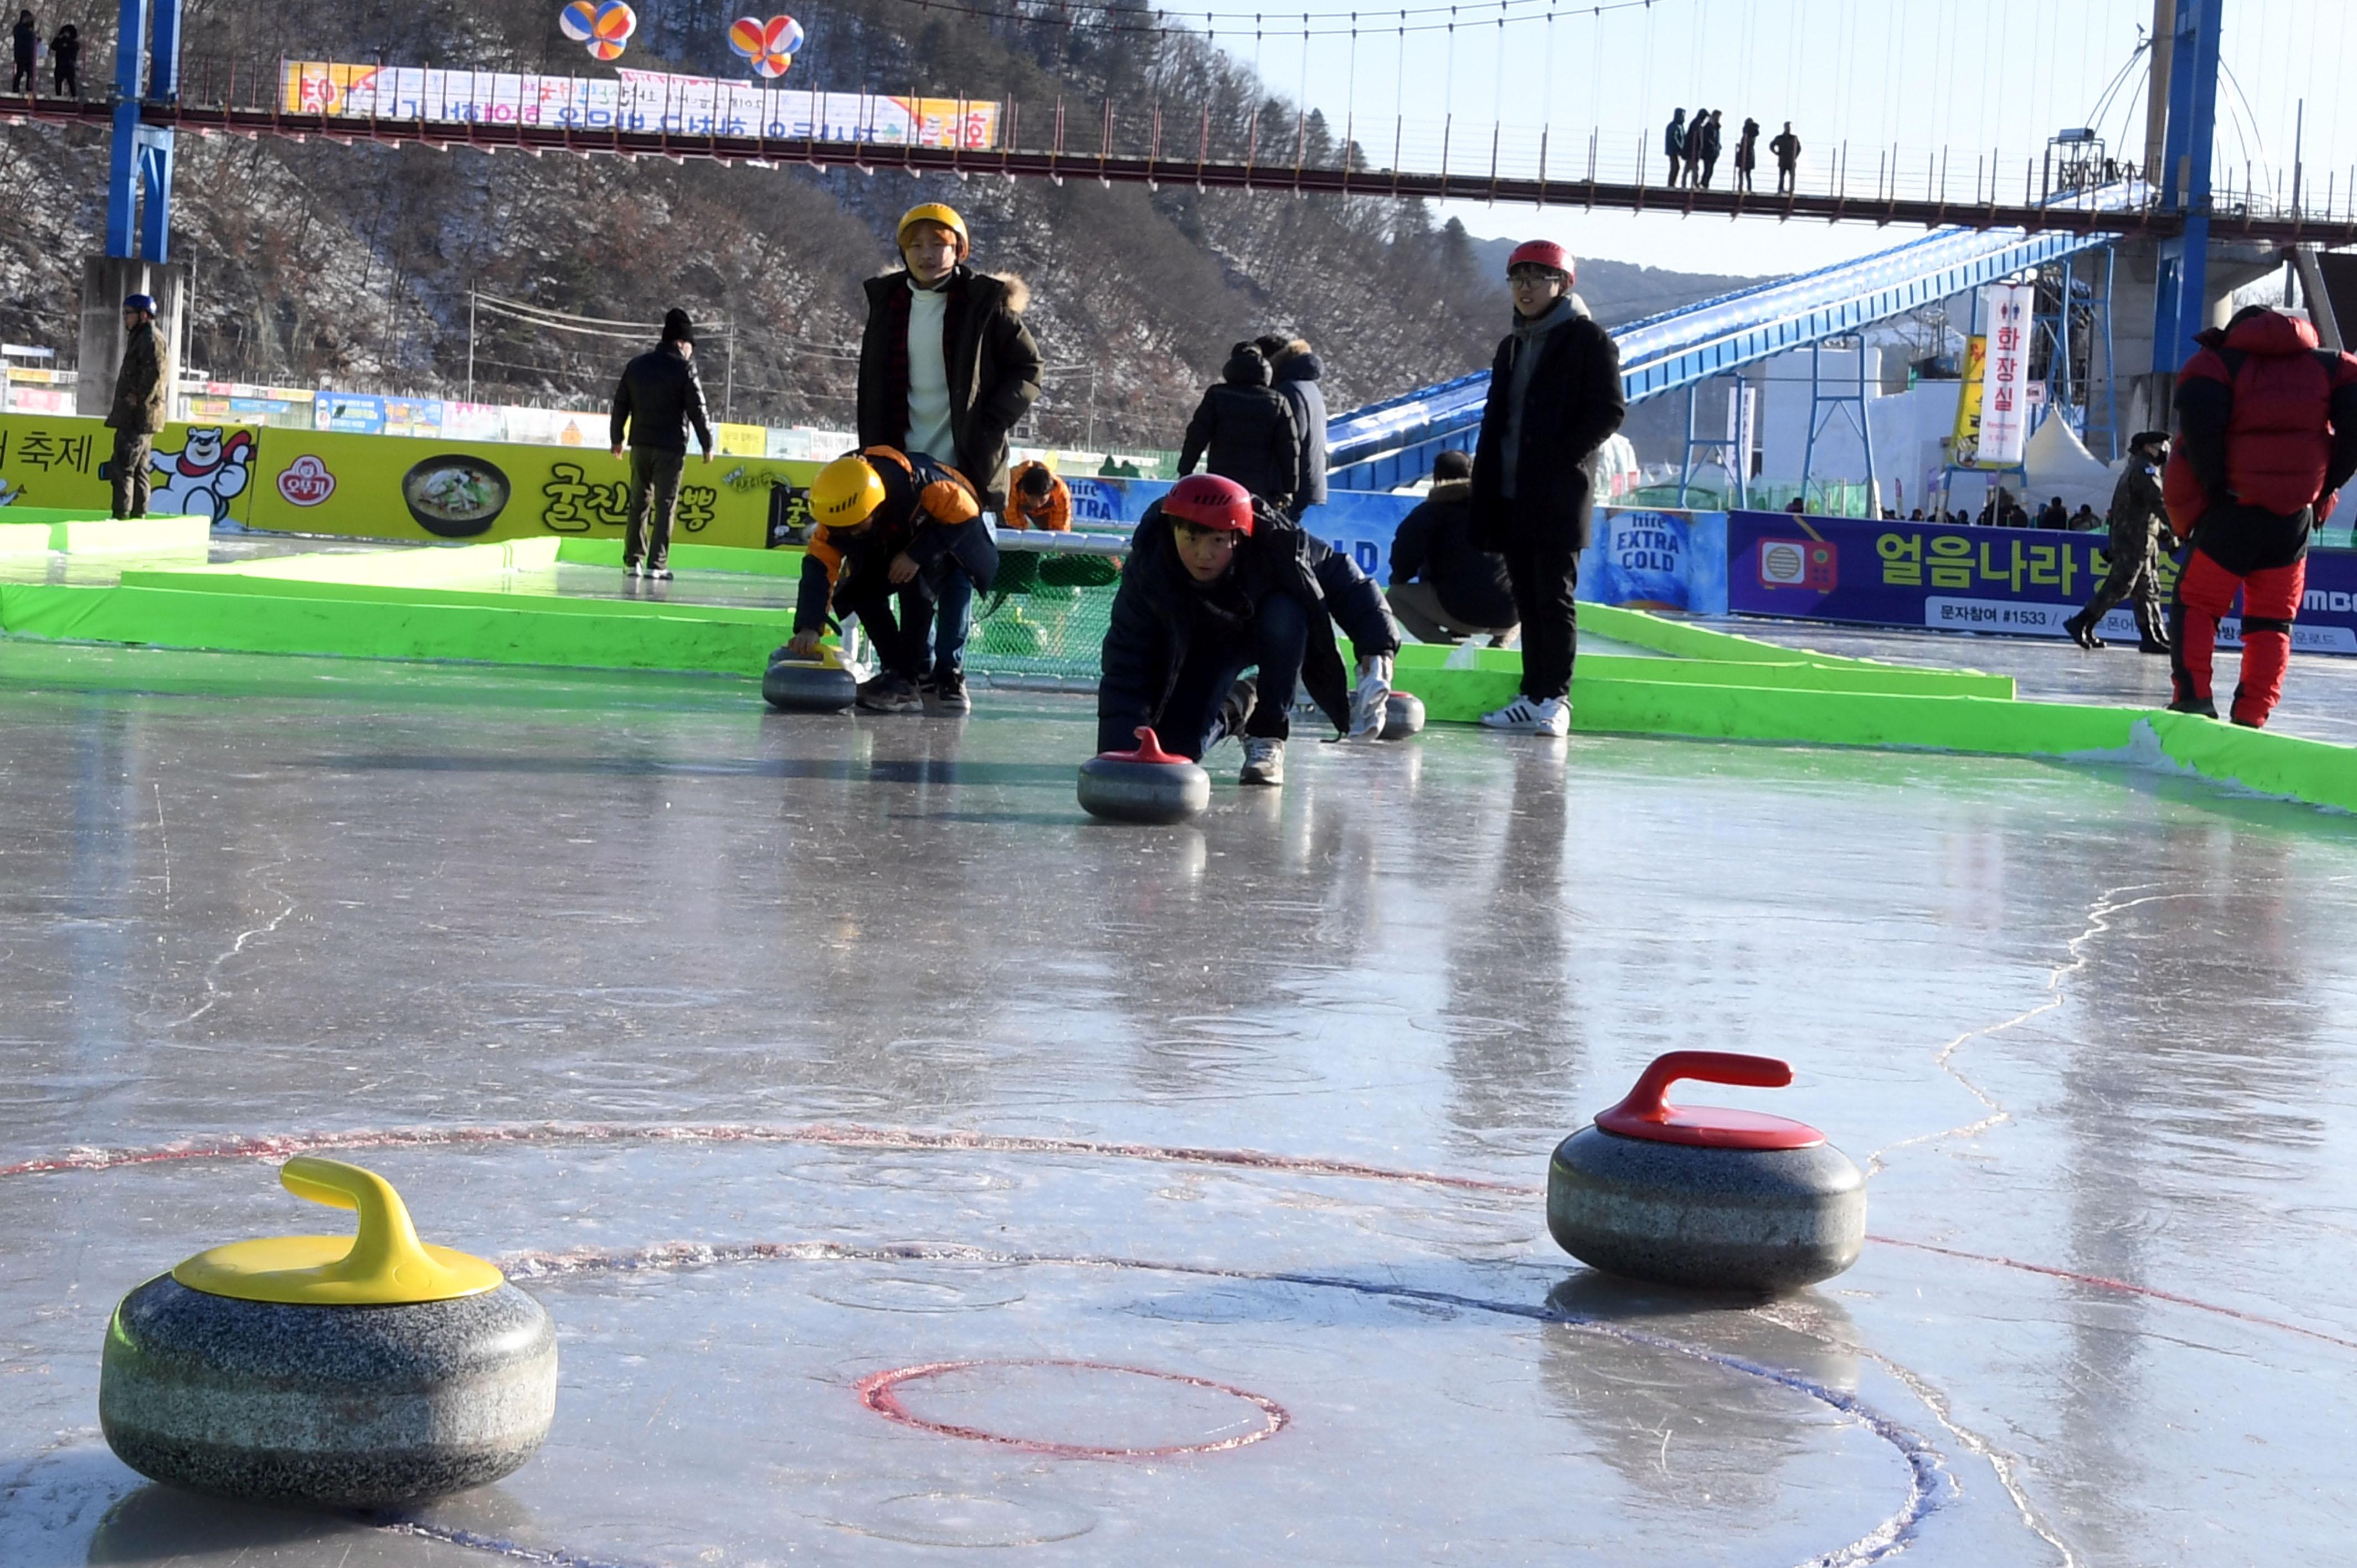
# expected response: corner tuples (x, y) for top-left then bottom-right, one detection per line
(2, 638), (2355, 1565)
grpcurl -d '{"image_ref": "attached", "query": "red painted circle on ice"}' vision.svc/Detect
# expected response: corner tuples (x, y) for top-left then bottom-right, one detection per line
(855, 1358), (1288, 1458)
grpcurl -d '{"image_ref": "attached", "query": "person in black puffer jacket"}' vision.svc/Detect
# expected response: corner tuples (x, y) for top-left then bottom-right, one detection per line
(1097, 476), (1399, 787)
(1255, 334), (1329, 515)
(609, 308), (714, 579)
(1386, 450), (1518, 645)
(1177, 343), (1302, 514)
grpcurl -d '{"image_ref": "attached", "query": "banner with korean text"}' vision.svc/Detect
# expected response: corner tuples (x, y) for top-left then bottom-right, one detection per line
(1975, 283), (2035, 467)
(1726, 509), (2357, 654)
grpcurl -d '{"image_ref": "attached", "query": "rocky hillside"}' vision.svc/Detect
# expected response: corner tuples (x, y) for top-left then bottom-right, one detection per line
(0, 0), (1768, 452)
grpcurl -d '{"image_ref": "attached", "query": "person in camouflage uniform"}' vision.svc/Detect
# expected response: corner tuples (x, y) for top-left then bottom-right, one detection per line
(106, 293), (168, 519)
(2064, 431), (2172, 653)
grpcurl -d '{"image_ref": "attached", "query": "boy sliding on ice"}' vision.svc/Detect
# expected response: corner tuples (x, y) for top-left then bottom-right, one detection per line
(786, 447), (997, 714)
(1096, 474), (1399, 786)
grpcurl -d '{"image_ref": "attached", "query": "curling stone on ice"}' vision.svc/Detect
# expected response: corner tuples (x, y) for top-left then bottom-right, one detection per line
(763, 646), (858, 713)
(100, 1156), (558, 1508)
(1077, 726), (1211, 824)
(1381, 691), (1426, 740)
(1547, 1051), (1865, 1293)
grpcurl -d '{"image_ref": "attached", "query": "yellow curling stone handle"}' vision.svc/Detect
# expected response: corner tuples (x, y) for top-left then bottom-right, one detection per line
(172, 1156), (506, 1304)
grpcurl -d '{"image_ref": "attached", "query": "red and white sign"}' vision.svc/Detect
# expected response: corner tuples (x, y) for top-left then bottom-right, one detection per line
(277, 454), (337, 507)
(1976, 282), (2035, 467)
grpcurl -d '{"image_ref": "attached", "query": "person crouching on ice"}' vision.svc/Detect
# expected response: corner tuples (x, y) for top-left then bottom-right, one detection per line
(785, 447), (997, 714)
(1097, 473), (1400, 787)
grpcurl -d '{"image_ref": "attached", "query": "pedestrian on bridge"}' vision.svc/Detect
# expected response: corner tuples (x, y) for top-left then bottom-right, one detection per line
(1471, 241), (1625, 738)
(10, 11), (34, 95)
(1734, 117), (1760, 193)
(1663, 109), (1688, 188)
(104, 293), (165, 519)
(1771, 122), (1802, 194)
(1695, 111), (1724, 189)
(48, 20), (74, 97)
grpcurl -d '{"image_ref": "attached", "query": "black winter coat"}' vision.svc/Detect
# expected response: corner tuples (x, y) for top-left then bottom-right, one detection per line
(1097, 497), (1398, 753)
(1388, 478), (1516, 626)
(1470, 311), (1627, 550)
(1267, 342), (1330, 510)
(610, 344), (713, 454)
(857, 266), (1042, 513)
(1178, 347), (1303, 511)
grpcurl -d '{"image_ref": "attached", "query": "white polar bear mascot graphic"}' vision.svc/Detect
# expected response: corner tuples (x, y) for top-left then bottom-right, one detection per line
(148, 428), (256, 523)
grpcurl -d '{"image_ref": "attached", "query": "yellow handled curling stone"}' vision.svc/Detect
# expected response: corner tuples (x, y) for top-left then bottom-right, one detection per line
(99, 1157), (558, 1507)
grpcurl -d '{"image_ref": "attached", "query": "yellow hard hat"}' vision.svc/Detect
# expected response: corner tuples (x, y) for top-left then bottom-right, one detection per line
(811, 454), (887, 529)
(897, 202), (970, 258)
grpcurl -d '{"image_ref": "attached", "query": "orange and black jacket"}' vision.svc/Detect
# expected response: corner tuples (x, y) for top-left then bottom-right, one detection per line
(794, 447), (994, 635)
(1005, 461), (1072, 530)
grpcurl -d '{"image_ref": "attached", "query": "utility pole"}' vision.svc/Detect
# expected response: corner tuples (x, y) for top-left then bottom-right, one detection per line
(724, 324), (734, 424)
(465, 288), (476, 403)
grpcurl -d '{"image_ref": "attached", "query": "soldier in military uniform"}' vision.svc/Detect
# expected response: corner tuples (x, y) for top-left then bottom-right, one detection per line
(2064, 431), (2173, 653)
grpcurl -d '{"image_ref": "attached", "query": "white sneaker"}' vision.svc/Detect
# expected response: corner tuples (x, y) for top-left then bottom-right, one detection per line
(1239, 735), (1285, 786)
(1480, 695), (1571, 736)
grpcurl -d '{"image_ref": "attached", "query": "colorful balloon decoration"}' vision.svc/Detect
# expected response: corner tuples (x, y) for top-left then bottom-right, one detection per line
(727, 15), (803, 78)
(561, 0), (634, 61)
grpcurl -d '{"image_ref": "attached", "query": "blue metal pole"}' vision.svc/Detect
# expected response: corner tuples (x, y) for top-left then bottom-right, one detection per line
(2153, 0), (2223, 370)
(104, 0), (149, 257)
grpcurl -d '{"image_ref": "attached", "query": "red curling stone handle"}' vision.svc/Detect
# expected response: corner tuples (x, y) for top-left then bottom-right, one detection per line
(1100, 726), (1190, 766)
(1593, 1050), (1825, 1151)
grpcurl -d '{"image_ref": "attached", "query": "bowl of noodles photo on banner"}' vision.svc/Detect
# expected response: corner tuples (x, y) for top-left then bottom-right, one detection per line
(402, 454), (513, 538)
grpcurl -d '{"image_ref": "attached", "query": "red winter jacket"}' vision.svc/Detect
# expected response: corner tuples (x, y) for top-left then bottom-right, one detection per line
(2164, 307), (2357, 538)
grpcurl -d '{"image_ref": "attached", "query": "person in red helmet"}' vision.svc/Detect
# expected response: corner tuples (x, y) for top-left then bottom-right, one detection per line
(1470, 239), (1626, 736)
(2162, 303), (2357, 727)
(1096, 473), (1400, 785)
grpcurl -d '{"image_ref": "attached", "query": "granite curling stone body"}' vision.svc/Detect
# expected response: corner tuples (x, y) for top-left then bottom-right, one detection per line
(1548, 1051), (1865, 1293)
(1077, 726), (1211, 824)
(100, 1157), (557, 1507)
(1380, 692), (1426, 740)
(762, 647), (858, 713)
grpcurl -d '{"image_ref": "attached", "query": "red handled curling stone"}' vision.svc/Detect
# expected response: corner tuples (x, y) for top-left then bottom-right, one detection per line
(1077, 727), (1211, 824)
(1547, 1051), (1865, 1293)
(762, 647), (857, 713)
(1380, 692), (1425, 740)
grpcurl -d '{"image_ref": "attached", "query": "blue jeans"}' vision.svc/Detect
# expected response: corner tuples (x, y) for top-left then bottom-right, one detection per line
(1144, 593), (1310, 759)
(928, 564), (973, 679)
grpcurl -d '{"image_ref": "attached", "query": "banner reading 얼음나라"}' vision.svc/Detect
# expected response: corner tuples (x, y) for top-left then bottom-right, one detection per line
(279, 62), (1000, 149)
(1977, 284), (2035, 467)
(1725, 508), (2357, 653)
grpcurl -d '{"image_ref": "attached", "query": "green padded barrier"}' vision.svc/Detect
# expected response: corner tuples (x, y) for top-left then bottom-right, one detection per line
(555, 538), (807, 577)
(1388, 641), (2013, 700)
(1577, 601), (2005, 682)
(0, 582), (782, 674)
(163, 538), (563, 584)
(115, 567), (798, 628)
(0, 522), (49, 554)
(51, 515), (213, 552)
(2148, 711), (2357, 813)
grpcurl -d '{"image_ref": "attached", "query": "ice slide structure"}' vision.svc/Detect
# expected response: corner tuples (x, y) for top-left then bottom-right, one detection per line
(1325, 214), (2134, 493)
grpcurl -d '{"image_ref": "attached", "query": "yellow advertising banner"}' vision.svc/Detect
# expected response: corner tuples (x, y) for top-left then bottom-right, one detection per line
(0, 412), (820, 550)
(1951, 335), (1987, 466)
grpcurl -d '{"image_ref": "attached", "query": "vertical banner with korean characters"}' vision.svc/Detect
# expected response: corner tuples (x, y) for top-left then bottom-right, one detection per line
(1951, 334), (1988, 464)
(1976, 283), (2035, 467)
(1725, 508), (2357, 652)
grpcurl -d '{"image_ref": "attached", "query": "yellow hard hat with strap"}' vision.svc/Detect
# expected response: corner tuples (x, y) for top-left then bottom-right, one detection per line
(811, 453), (888, 529)
(897, 202), (969, 258)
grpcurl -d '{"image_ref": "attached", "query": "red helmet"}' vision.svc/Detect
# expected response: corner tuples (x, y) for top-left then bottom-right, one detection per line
(1507, 239), (1574, 282)
(1164, 473), (1254, 535)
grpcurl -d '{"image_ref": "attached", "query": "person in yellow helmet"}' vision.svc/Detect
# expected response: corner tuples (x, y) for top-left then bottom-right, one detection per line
(856, 202), (1042, 519)
(785, 446), (997, 713)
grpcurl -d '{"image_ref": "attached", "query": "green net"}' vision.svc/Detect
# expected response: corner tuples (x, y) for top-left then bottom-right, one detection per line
(964, 534), (1128, 685)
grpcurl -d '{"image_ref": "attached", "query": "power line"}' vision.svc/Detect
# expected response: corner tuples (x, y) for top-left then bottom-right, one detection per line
(877, 0), (1661, 39)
